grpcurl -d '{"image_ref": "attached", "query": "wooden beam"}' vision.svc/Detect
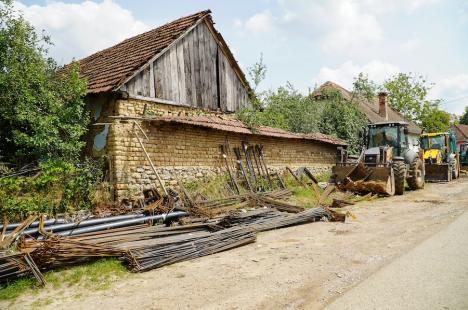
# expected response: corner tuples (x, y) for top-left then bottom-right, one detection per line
(128, 94), (190, 107)
(203, 19), (251, 92)
(149, 62), (155, 97)
(115, 16), (209, 92)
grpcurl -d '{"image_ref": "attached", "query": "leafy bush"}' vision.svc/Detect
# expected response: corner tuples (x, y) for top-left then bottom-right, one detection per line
(0, 159), (104, 220)
(236, 84), (365, 153)
(0, 0), (89, 164)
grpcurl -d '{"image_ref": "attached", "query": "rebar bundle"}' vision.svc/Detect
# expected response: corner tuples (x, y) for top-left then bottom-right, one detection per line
(124, 226), (256, 272)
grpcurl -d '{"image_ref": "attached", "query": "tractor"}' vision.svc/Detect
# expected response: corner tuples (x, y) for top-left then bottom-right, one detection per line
(460, 142), (468, 171)
(332, 121), (425, 196)
(420, 131), (459, 182)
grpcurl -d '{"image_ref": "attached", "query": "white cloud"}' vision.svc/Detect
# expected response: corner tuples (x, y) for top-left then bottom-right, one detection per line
(244, 10), (276, 34)
(400, 38), (422, 52)
(361, 0), (439, 14)
(313, 60), (400, 89)
(16, 0), (149, 63)
(266, 1), (384, 51)
(430, 74), (468, 114)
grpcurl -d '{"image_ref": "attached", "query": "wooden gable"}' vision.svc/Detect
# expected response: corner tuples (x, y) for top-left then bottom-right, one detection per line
(120, 20), (250, 112)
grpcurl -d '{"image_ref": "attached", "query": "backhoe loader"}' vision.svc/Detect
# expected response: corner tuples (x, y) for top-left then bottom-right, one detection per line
(420, 131), (459, 182)
(332, 121), (425, 196)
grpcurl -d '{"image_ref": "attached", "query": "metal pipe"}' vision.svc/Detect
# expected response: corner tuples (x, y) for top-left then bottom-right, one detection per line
(18, 214), (145, 236)
(1, 219), (67, 231)
(55, 212), (188, 237)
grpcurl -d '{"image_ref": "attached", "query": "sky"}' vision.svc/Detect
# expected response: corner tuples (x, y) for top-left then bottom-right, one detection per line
(14, 0), (468, 115)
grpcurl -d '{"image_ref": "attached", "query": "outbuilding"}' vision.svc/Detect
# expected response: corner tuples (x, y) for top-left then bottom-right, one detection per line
(77, 10), (345, 199)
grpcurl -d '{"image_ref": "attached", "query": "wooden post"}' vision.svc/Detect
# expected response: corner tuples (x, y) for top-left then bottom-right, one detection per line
(132, 128), (168, 196)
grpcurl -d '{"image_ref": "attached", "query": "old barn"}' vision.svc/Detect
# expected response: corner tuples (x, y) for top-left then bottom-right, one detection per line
(78, 10), (345, 199)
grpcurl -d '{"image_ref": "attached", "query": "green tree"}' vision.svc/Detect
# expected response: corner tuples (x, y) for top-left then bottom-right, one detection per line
(237, 83), (323, 133)
(420, 103), (451, 132)
(0, 0), (88, 164)
(382, 73), (436, 122)
(460, 106), (468, 125)
(352, 72), (377, 103)
(318, 89), (367, 153)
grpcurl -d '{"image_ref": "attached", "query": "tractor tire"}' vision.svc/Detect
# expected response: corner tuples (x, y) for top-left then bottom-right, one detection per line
(407, 158), (425, 190)
(393, 161), (406, 195)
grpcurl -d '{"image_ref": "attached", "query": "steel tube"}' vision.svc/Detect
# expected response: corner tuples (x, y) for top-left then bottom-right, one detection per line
(1, 219), (67, 231)
(17, 214), (145, 236)
(55, 212), (188, 237)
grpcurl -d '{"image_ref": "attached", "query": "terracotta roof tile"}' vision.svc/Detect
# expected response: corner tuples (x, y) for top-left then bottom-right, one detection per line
(314, 81), (422, 134)
(118, 115), (347, 146)
(76, 10), (211, 93)
(452, 124), (468, 140)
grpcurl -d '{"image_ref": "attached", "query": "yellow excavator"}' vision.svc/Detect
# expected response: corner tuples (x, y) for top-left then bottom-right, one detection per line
(420, 131), (460, 182)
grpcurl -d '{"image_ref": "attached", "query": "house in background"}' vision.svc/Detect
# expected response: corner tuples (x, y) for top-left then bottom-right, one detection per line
(451, 124), (468, 150)
(313, 81), (422, 150)
(76, 10), (345, 199)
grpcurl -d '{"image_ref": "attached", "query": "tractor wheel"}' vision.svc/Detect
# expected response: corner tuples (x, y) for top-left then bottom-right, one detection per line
(452, 159), (459, 180)
(393, 161), (406, 195)
(407, 158), (425, 190)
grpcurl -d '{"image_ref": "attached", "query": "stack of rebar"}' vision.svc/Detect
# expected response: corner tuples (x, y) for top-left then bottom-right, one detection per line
(20, 237), (126, 270)
(0, 189), (339, 284)
(0, 251), (30, 283)
(124, 226), (256, 272)
(218, 207), (331, 232)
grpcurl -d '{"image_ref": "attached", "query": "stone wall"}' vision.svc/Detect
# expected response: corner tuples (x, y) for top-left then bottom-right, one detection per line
(107, 112), (338, 199)
(115, 98), (227, 118)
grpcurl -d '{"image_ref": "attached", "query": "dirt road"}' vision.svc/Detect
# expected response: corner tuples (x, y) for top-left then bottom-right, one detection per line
(6, 177), (468, 310)
(327, 207), (468, 310)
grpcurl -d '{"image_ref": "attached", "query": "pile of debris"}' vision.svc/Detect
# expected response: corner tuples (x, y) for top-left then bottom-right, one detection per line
(0, 189), (344, 286)
(0, 142), (358, 287)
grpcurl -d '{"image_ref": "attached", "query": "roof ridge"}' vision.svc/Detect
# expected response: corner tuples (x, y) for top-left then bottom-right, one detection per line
(79, 10), (211, 64)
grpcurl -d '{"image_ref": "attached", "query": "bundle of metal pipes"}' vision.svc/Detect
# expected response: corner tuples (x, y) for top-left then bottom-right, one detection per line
(1, 212), (188, 239)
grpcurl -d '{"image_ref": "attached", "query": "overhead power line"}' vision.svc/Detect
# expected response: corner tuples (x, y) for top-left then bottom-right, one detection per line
(442, 95), (468, 104)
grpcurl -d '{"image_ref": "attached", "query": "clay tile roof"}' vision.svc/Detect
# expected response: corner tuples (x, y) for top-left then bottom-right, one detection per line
(313, 81), (423, 135)
(118, 115), (347, 146)
(76, 10), (211, 93)
(452, 124), (468, 140)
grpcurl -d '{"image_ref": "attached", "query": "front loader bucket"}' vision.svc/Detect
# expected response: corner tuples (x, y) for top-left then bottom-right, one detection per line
(425, 164), (451, 182)
(333, 163), (395, 196)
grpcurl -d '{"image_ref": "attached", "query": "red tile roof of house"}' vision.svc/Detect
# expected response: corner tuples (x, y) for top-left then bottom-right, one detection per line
(452, 124), (468, 141)
(313, 81), (422, 135)
(114, 115), (347, 146)
(75, 10), (218, 93)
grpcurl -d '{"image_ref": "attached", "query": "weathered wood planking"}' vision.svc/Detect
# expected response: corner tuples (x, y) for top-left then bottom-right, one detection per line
(123, 22), (249, 111)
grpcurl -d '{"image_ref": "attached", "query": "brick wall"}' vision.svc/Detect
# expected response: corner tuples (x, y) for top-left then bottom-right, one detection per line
(84, 97), (340, 199)
(107, 114), (337, 198)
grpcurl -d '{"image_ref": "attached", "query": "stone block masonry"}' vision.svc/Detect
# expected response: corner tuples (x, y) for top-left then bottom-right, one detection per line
(107, 113), (337, 199)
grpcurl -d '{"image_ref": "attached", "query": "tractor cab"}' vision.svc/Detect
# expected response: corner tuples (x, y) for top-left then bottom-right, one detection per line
(420, 132), (456, 164)
(419, 131), (459, 181)
(365, 121), (410, 159)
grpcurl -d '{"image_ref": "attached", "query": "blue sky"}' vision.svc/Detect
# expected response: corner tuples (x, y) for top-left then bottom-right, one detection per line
(15, 0), (468, 114)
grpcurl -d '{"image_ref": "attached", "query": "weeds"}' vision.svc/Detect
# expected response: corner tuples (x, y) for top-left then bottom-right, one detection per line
(0, 259), (128, 301)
